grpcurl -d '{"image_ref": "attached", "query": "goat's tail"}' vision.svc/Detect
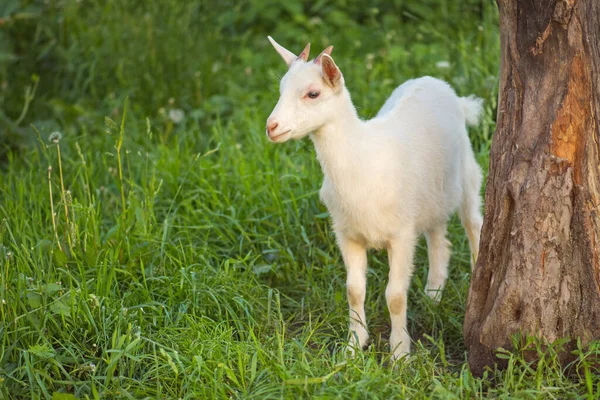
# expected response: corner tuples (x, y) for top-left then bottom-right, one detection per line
(458, 95), (484, 127)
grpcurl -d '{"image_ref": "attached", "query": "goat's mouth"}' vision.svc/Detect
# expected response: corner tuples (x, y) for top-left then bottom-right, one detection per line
(268, 129), (291, 142)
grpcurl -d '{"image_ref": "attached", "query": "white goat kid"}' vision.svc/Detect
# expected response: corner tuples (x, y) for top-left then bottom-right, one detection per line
(265, 37), (484, 360)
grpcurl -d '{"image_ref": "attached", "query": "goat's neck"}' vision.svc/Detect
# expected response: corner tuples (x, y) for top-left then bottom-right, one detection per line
(310, 89), (363, 183)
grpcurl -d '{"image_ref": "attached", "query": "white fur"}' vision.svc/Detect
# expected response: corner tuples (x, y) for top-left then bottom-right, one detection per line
(266, 40), (483, 360)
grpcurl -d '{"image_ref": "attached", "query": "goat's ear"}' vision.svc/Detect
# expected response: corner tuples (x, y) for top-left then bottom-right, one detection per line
(298, 42), (310, 62)
(314, 45), (333, 64)
(320, 54), (342, 88)
(268, 36), (297, 67)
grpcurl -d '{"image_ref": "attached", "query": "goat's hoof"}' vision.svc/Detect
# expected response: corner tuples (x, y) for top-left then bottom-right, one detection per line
(345, 342), (368, 358)
(347, 327), (368, 353)
(390, 346), (410, 363)
(390, 334), (411, 362)
(345, 345), (358, 358)
(346, 332), (369, 358)
(424, 285), (443, 303)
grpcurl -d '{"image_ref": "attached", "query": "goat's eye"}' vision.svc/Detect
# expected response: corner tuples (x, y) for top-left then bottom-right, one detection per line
(307, 90), (320, 99)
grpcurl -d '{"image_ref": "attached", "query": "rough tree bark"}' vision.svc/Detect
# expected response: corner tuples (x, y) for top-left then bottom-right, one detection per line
(464, 0), (600, 375)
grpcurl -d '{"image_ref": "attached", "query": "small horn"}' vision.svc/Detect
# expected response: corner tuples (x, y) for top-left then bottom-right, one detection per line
(298, 43), (311, 62)
(314, 45), (334, 64)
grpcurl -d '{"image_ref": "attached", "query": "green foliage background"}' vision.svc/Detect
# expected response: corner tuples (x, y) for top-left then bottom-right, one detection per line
(0, 0), (598, 398)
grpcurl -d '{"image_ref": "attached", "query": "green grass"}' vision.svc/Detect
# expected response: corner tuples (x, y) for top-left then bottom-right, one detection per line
(1, 1), (599, 398)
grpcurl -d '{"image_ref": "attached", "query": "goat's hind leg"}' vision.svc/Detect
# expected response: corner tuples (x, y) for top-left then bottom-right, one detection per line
(459, 161), (483, 270)
(424, 223), (451, 302)
(339, 236), (369, 355)
(460, 200), (483, 270)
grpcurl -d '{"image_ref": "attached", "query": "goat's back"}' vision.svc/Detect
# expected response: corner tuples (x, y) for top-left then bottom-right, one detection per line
(377, 77), (472, 232)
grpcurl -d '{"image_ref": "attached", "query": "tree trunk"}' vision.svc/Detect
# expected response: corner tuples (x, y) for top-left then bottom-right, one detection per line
(464, 0), (600, 375)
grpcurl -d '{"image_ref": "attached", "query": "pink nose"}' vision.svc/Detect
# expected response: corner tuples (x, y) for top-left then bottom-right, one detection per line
(266, 120), (279, 136)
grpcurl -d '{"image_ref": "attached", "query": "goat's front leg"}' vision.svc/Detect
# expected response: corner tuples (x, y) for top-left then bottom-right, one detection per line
(386, 228), (417, 360)
(339, 235), (369, 355)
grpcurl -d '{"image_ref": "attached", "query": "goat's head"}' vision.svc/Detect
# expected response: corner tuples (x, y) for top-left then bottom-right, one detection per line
(266, 36), (343, 143)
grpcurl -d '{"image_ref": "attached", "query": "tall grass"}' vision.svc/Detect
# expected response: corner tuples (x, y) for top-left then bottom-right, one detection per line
(1, 0), (599, 398)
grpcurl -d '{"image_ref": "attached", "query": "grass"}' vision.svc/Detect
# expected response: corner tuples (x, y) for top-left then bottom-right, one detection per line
(1, 0), (599, 398)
